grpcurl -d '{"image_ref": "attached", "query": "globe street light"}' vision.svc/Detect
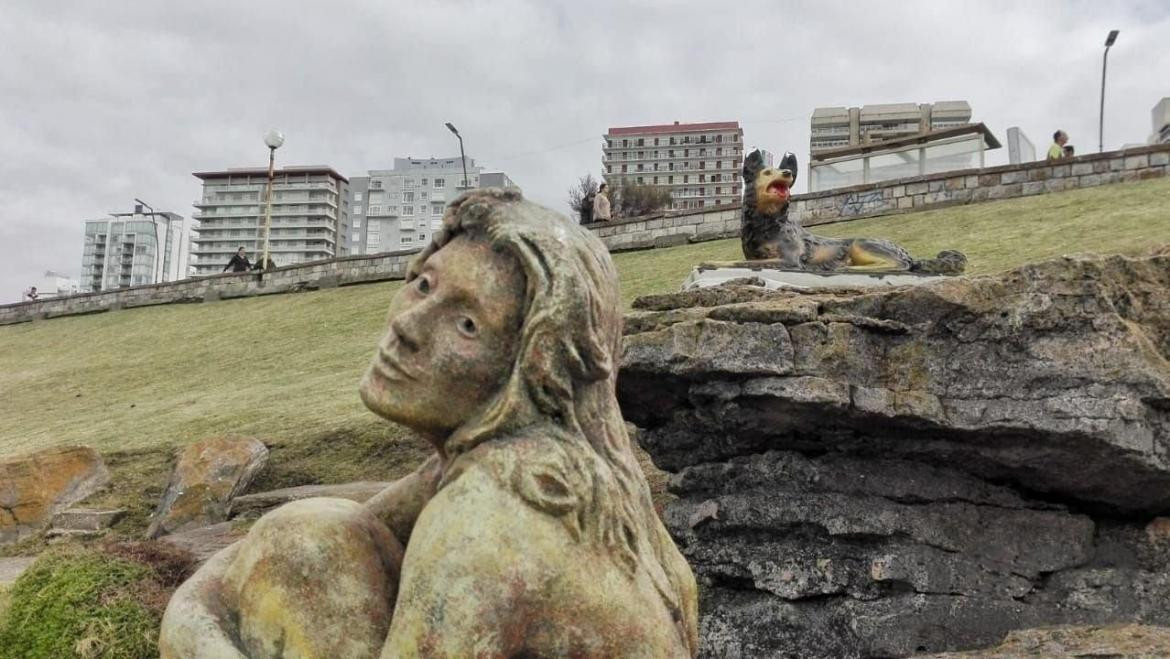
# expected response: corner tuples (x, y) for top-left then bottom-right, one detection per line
(445, 122), (469, 189)
(261, 129), (285, 271)
(1099, 30), (1119, 153)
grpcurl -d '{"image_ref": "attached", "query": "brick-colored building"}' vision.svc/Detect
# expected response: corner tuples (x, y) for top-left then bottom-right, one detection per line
(603, 121), (745, 211)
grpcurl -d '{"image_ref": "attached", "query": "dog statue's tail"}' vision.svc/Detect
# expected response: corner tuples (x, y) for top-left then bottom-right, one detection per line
(910, 250), (967, 275)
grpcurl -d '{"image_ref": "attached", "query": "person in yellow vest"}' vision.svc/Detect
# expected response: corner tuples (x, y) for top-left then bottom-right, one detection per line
(1047, 130), (1070, 160)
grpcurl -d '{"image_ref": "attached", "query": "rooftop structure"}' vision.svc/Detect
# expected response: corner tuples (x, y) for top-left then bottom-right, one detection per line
(808, 123), (1001, 192)
(811, 101), (973, 154)
(603, 121), (745, 211)
(190, 166), (349, 275)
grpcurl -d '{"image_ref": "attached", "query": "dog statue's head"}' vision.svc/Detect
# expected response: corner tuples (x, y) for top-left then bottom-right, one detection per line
(743, 150), (797, 216)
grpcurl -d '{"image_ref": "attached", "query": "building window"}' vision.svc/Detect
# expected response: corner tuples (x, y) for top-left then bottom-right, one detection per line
(371, 180), (383, 189)
(716, 135), (723, 143)
(355, 192), (363, 201)
(636, 138), (644, 146)
(431, 203), (443, 215)
(668, 175), (674, 184)
(402, 206), (414, 216)
(404, 179), (416, 189)
(421, 178), (428, 186)
(434, 178), (445, 188)
(403, 191), (414, 202)
(354, 219), (362, 228)
(354, 206), (362, 214)
(637, 164), (644, 172)
(699, 175), (706, 183)
(684, 175), (689, 183)
(401, 235), (413, 244)
(420, 191), (428, 200)
(621, 165), (627, 173)
(606, 165), (612, 174)
(369, 205), (382, 214)
(653, 176), (659, 184)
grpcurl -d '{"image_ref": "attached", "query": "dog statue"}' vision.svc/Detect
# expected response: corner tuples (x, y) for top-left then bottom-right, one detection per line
(740, 150), (966, 274)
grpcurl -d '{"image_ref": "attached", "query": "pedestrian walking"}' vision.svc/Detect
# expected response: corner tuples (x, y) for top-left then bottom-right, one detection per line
(592, 183), (612, 222)
(224, 247), (252, 273)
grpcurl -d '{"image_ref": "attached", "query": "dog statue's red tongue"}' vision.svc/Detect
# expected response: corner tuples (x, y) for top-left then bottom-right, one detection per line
(768, 181), (790, 200)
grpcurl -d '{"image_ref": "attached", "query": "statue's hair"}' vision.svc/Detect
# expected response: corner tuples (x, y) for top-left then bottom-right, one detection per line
(407, 188), (694, 650)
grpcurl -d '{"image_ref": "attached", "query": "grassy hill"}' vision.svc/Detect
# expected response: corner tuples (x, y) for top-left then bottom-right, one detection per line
(2, 176), (1168, 540)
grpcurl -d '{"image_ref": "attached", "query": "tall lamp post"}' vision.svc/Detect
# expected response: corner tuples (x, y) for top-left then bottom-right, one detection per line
(1099, 29), (1120, 153)
(445, 122), (469, 189)
(261, 129), (285, 271)
(134, 198), (168, 283)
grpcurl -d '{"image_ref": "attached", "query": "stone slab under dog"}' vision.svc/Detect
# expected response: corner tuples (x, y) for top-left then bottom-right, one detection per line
(683, 264), (950, 291)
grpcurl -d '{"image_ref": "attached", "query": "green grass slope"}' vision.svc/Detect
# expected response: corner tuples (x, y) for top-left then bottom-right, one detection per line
(0, 177), (1167, 537)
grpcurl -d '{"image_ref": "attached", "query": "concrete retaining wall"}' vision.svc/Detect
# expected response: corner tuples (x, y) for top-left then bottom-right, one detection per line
(584, 144), (1170, 252)
(1, 249), (421, 326)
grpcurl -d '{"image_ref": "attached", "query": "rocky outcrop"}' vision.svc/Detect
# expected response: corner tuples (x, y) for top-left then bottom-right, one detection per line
(147, 437), (268, 539)
(0, 446), (109, 544)
(922, 624), (1170, 658)
(619, 252), (1170, 658)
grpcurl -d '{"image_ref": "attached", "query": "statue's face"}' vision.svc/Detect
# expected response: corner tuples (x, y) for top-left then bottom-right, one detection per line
(360, 234), (526, 443)
(753, 166), (795, 216)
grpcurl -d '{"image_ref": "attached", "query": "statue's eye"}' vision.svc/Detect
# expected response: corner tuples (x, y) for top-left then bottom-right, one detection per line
(457, 316), (478, 338)
(763, 170), (772, 176)
(416, 276), (431, 295)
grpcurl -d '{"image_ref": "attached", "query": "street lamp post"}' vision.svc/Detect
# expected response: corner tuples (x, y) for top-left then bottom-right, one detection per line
(445, 122), (469, 189)
(1099, 29), (1120, 154)
(134, 198), (167, 283)
(261, 129), (285, 271)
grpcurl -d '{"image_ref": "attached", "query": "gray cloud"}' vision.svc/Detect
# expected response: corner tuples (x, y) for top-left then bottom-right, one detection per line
(2, 0), (1167, 301)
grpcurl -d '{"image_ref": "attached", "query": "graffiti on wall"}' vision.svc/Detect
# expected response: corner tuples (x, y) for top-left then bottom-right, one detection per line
(838, 190), (886, 217)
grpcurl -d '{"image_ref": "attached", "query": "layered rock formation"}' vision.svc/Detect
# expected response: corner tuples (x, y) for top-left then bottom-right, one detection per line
(0, 446), (109, 544)
(619, 252), (1170, 657)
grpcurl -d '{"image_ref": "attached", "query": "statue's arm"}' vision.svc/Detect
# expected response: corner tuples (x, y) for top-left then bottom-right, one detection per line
(379, 468), (552, 658)
(363, 452), (443, 543)
(158, 542), (247, 659)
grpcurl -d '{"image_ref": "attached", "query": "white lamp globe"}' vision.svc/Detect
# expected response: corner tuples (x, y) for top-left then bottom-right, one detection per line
(264, 129), (285, 149)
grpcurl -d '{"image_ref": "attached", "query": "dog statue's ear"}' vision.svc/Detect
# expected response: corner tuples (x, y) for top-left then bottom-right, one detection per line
(744, 149), (764, 178)
(780, 152), (798, 184)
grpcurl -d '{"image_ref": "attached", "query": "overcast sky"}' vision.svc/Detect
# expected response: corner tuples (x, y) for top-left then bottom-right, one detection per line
(1, 0), (1167, 302)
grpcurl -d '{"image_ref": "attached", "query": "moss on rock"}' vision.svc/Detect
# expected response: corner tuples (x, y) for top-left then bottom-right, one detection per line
(0, 542), (193, 659)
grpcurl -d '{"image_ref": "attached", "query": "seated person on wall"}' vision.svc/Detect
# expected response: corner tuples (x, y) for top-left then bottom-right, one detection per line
(738, 150), (966, 274)
(159, 189), (699, 658)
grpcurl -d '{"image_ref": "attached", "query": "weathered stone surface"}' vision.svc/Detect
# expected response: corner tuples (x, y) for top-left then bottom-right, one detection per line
(0, 446), (109, 544)
(146, 436), (269, 538)
(47, 507), (126, 538)
(921, 624), (1170, 658)
(229, 481), (391, 519)
(0, 556), (36, 587)
(158, 521), (247, 563)
(620, 251), (1170, 657)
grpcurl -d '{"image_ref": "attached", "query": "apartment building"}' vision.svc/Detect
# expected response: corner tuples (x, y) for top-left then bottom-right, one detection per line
(810, 101), (973, 154)
(81, 209), (192, 292)
(602, 121), (745, 211)
(190, 166), (349, 275)
(1151, 97), (1170, 145)
(346, 157), (517, 255)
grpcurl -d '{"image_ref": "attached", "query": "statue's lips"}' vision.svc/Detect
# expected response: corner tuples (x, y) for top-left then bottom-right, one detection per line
(766, 180), (790, 201)
(375, 347), (417, 382)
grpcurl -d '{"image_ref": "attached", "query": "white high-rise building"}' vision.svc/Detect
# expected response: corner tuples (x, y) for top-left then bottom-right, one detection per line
(191, 166), (349, 275)
(81, 210), (193, 292)
(346, 157), (516, 255)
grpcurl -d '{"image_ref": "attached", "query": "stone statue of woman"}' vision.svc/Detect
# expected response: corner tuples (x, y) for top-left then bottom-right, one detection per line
(159, 189), (699, 658)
